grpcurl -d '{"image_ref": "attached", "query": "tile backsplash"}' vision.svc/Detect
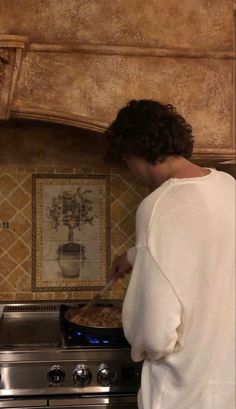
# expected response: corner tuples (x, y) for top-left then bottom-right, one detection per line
(0, 130), (148, 302)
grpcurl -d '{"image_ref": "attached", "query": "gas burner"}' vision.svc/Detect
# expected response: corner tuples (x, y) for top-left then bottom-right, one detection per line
(62, 328), (130, 348)
(60, 304), (130, 349)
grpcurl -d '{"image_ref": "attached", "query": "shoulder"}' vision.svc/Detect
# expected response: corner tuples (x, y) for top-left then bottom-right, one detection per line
(137, 177), (199, 227)
(136, 179), (175, 221)
(215, 169), (235, 186)
(135, 180), (176, 245)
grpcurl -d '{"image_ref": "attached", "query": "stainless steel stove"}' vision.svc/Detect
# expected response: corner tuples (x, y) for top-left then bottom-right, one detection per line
(0, 302), (141, 409)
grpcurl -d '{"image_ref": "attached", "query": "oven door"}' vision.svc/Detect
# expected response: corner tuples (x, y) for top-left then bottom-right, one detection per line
(0, 395), (138, 409)
(49, 395), (138, 408)
(0, 398), (47, 408)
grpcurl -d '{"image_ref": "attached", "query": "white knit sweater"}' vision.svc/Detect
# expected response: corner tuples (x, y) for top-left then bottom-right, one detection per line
(122, 169), (235, 409)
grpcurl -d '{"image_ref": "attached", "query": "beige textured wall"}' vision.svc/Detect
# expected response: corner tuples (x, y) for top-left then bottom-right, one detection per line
(12, 53), (234, 156)
(0, 0), (235, 159)
(0, 0), (233, 49)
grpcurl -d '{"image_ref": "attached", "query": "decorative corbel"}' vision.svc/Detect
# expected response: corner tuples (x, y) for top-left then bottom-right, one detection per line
(0, 35), (28, 119)
(0, 49), (10, 83)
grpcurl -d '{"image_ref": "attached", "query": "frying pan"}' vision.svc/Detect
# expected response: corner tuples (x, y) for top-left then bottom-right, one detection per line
(61, 304), (124, 337)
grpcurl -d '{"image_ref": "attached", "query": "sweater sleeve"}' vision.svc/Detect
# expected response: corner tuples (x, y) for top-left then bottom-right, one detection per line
(122, 246), (182, 362)
(126, 246), (137, 266)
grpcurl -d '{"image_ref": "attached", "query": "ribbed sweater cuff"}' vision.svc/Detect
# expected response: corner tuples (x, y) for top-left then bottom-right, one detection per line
(126, 246), (136, 266)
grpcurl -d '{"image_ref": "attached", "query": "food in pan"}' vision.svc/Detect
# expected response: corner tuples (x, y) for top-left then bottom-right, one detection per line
(65, 306), (122, 328)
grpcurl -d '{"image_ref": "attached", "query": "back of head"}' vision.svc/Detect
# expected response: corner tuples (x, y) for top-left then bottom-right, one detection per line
(104, 99), (194, 164)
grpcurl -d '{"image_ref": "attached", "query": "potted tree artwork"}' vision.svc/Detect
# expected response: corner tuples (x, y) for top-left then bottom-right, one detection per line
(49, 187), (97, 277)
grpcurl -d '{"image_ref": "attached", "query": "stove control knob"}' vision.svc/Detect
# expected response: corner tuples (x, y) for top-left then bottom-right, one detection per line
(97, 364), (117, 386)
(73, 364), (92, 387)
(48, 365), (65, 385)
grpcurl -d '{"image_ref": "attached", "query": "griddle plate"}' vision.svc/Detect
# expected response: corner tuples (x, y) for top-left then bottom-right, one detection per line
(0, 317), (61, 348)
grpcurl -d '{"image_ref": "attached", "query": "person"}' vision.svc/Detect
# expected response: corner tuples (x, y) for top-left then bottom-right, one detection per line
(104, 100), (235, 409)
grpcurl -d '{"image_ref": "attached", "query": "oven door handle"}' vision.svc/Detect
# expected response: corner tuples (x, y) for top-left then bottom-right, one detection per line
(49, 395), (137, 406)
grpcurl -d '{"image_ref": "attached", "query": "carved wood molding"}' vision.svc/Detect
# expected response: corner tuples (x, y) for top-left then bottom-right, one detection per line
(10, 108), (107, 133)
(29, 42), (236, 61)
(0, 35), (28, 119)
(10, 108), (236, 163)
(192, 151), (236, 162)
(0, 35), (28, 48)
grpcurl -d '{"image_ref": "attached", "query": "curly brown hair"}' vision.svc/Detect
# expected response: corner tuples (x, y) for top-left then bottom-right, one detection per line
(104, 100), (194, 164)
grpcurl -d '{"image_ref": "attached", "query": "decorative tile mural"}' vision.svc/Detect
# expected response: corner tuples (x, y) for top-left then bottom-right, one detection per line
(0, 168), (148, 301)
(32, 174), (110, 291)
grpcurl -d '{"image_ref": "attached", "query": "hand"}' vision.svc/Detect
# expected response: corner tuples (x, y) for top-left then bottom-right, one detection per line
(110, 253), (133, 281)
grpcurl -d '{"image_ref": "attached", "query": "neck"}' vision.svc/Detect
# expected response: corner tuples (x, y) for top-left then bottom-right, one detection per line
(149, 156), (208, 188)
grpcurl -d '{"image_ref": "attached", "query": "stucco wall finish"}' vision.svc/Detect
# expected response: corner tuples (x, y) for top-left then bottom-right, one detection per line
(12, 52), (234, 156)
(0, 0), (234, 50)
(0, 0), (235, 160)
